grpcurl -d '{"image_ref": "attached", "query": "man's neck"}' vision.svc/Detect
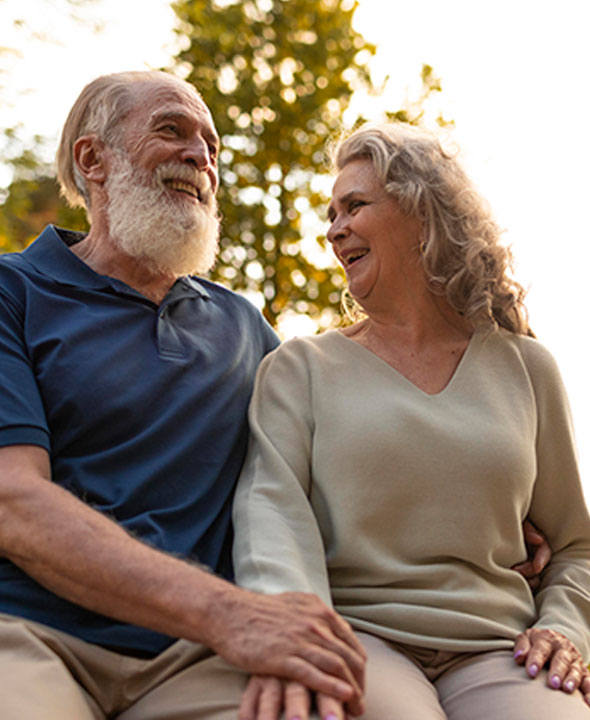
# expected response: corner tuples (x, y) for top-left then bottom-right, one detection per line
(69, 227), (179, 305)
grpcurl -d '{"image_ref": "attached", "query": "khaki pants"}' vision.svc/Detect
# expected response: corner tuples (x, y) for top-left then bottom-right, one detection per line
(1, 614), (588, 719)
(358, 631), (590, 719)
(0, 613), (248, 719)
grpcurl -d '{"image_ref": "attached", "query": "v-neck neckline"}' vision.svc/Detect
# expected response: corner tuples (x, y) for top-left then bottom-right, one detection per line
(329, 326), (484, 398)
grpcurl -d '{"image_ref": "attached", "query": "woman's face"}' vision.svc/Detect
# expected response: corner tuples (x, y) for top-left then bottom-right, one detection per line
(327, 158), (423, 308)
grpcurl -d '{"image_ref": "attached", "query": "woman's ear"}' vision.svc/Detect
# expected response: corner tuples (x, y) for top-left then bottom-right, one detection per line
(73, 135), (108, 185)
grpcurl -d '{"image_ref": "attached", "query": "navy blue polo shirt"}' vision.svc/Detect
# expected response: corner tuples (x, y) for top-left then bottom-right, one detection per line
(0, 225), (279, 654)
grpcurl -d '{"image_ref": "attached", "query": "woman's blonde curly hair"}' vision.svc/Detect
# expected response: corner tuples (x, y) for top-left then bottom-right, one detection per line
(332, 122), (532, 336)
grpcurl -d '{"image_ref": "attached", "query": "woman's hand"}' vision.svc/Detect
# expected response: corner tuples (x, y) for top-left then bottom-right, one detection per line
(239, 676), (353, 720)
(512, 519), (552, 590)
(514, 627), (590, 703)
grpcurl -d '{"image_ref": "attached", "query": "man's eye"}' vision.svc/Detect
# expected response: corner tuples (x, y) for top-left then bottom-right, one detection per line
(349, 200), (365, 212)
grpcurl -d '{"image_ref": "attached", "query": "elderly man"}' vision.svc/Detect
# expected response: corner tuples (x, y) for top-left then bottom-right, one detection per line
(0, 70), (365, 719)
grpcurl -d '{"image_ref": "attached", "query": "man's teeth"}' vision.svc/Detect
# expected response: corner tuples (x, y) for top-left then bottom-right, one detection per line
(165, 179), (200, 199)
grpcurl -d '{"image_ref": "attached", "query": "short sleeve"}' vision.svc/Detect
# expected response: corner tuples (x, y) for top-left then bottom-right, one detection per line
(0, 287), (50, 450)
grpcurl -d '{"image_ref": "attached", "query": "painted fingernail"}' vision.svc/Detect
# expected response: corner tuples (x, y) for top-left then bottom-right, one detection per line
(550, 674), (561, 689)
(565, 680), (575, 692)
(514, 649), (524, 660)
(529, 663), (539, 677)
(323, 715), (339, 720)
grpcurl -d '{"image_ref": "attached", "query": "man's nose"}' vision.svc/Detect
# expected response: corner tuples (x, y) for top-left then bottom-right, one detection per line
(181, 138), (218, 192)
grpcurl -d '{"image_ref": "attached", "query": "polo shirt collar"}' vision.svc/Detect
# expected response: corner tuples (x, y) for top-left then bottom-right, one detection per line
(24, 225), (211, 300)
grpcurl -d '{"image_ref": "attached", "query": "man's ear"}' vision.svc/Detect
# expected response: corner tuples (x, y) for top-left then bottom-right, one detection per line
(73, 135), (108, 185)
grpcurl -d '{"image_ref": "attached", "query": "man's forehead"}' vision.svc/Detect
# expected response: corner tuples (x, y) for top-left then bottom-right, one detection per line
(130, 79), (212, 123)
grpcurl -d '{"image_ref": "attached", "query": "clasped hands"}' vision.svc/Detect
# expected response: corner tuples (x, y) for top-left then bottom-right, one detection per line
(236, 521), (590, 719)
(239, 628), (590, 720)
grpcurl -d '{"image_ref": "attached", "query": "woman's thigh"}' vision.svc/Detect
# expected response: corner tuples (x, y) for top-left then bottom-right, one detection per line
(437, 649), (590, 720)
(357, 632), (446, 720)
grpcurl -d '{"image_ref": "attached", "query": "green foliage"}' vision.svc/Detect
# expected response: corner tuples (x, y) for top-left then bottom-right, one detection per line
(0, 0), (447, 333)
(384, 65), (453, 129)
(0, 131), (88, 253)
(172, 0), (376, 328)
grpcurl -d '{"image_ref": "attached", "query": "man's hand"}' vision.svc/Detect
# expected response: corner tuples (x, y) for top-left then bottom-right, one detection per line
(514, 627), (590, 704)
(512, 519), (552, 590)
(0, 445), (363, 709)
(239, 676), (352, 720)
(203, 586), (365, 714)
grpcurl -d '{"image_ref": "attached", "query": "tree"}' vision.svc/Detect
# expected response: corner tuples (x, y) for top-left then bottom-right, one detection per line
(1, 0), (448, 331)
(0, 0), (97, 252)
(0, 131), (88, 253)
(172, 0), (375, 330)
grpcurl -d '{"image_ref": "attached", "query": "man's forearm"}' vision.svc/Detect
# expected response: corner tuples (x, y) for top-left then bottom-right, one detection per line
(0, 445), (366, 708)
(0, 446), (226, 644)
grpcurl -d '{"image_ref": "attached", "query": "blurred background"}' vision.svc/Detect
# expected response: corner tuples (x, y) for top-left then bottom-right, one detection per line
(1, 0), (588, 497)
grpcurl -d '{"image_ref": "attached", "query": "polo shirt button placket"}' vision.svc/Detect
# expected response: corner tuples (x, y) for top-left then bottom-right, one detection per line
(156, 302), (186, 362)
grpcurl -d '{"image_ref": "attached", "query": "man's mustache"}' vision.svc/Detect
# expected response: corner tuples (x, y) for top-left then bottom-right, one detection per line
(155, 162), (214, 207)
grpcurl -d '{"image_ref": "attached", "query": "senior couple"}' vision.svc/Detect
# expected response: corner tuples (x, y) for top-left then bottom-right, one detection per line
(0, 70), (588, 720)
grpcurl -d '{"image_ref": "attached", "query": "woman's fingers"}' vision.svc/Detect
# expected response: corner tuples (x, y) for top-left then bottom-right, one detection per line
(514, 627), (589, 699)
(558, 661), (584, 694)
(239, 676), (283, 720)
(239, 676), (264, 720)
(547, 648), (581, 689)
(579, 671), (590, 706)
(316, 692), (346, 720)
(513, 631), (532, 664)
(283, 681), (311, 720)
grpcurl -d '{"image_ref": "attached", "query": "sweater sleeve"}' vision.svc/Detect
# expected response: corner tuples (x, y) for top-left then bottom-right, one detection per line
(232, 340), (333, 606)
(520, 338), (590, 660)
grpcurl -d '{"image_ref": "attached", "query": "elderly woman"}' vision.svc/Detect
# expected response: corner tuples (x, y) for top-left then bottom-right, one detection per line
(232, 122), (590, 719)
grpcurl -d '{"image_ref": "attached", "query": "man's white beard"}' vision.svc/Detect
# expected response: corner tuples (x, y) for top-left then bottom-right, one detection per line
(105, 152), (220, 276)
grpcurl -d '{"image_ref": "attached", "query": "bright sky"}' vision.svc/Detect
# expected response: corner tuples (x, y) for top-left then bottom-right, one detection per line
(1, 0), (588, 496)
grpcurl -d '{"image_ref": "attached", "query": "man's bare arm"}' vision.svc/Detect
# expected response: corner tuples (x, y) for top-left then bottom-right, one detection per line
(0, 445), (365, 708)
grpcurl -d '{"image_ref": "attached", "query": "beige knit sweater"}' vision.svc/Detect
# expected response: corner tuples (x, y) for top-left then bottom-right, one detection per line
(233, 327), (590, 659)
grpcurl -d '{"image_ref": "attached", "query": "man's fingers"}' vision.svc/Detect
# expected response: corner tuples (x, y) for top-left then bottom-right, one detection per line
(212, 589), (366, 706)
(522, 519), (544, 545)
(309, 622), (366, 691)
(328, 615), (367, 662)
(511, 560), (534, 578)
(531, 540), (551, 575)
(282, 655), (360, 711)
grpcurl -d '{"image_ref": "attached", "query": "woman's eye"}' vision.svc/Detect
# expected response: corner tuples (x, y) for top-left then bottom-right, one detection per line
(349, 200), (365, 212)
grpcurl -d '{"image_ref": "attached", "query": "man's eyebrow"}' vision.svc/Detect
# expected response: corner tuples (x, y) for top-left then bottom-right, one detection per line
(148, 111), (220, 146)
(149, 111), (188, 126)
